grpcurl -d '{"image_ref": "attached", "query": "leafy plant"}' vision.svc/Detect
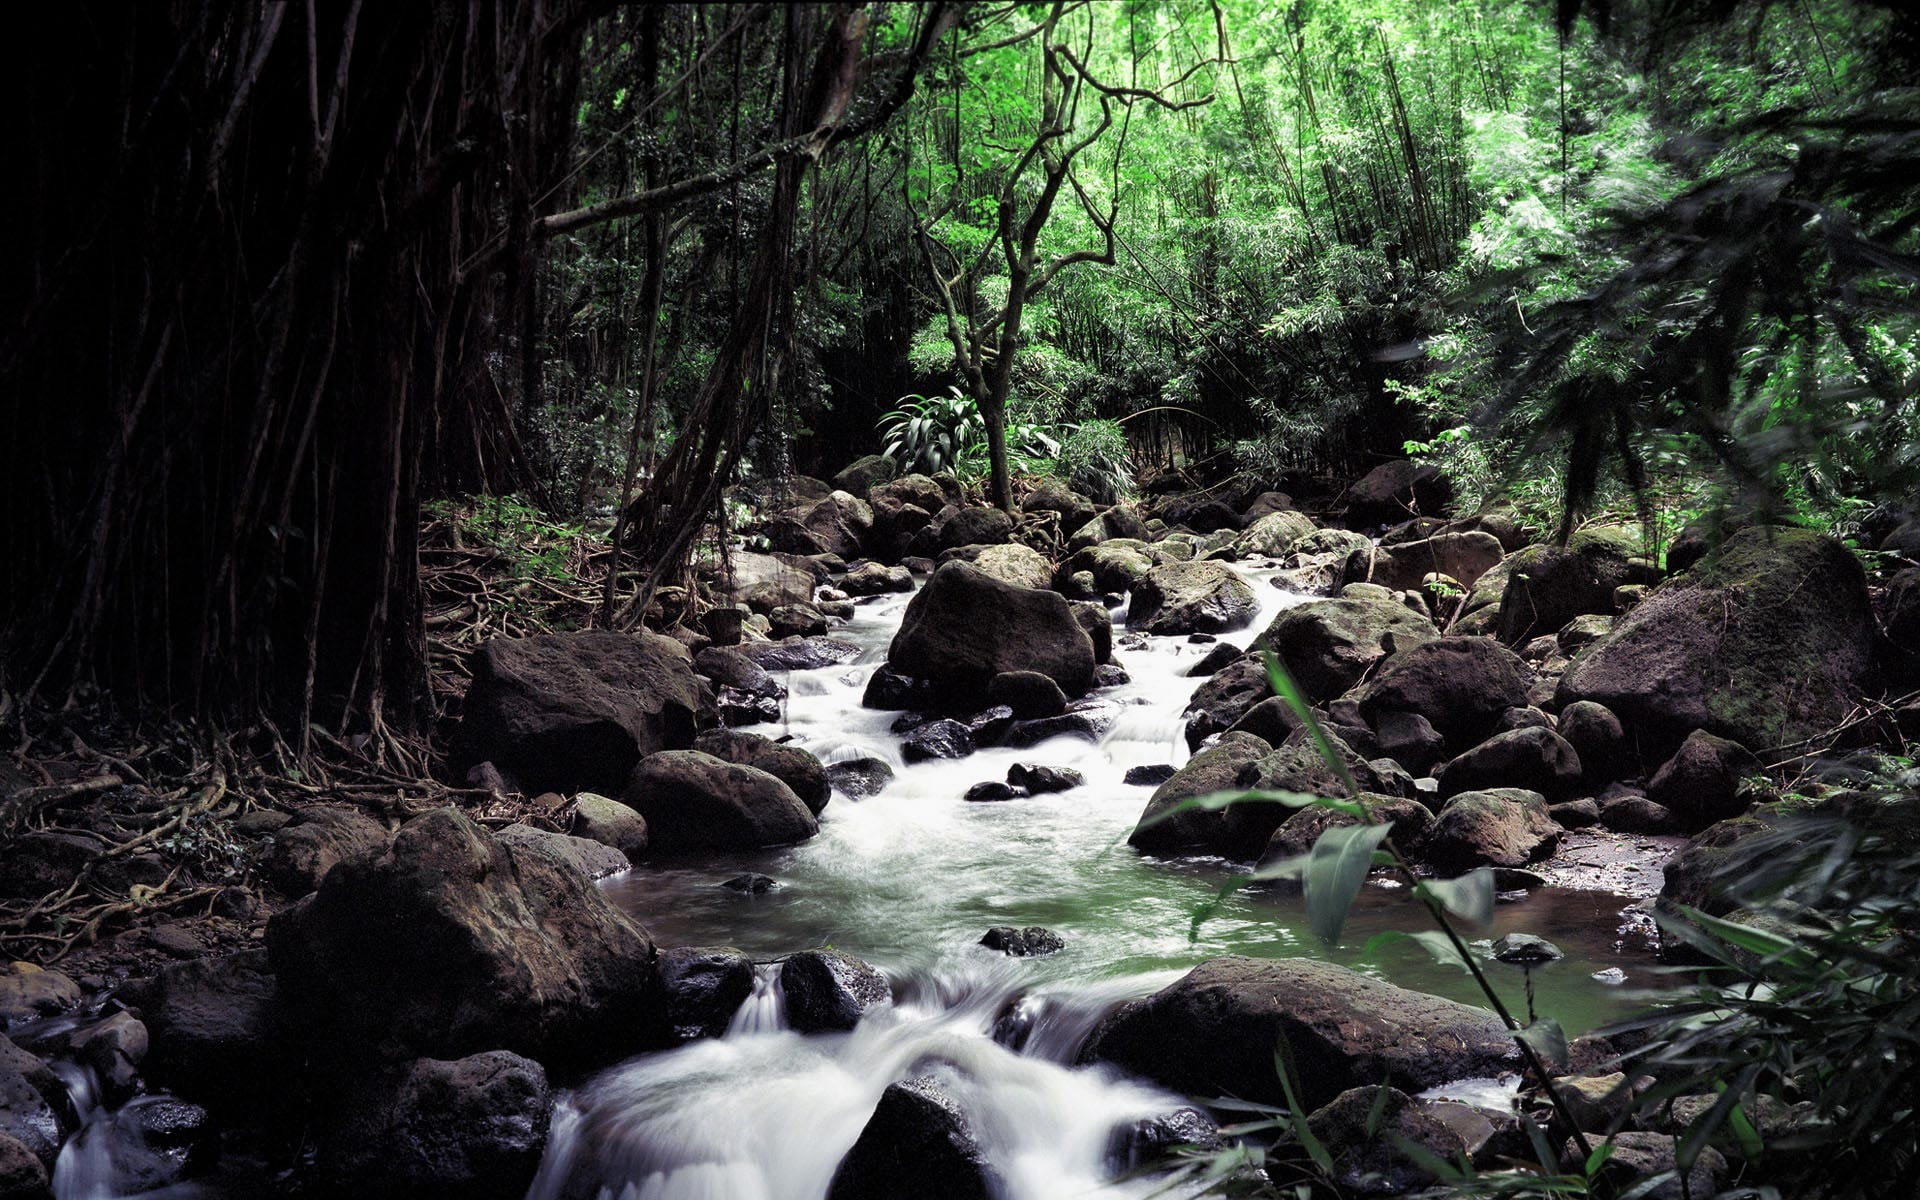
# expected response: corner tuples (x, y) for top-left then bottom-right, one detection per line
(878, 387), (985, 475)
(1054, 418), (1134, 503)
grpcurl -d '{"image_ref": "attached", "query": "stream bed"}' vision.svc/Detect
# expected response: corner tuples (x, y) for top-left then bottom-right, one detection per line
(534, 569), (1662, 1200)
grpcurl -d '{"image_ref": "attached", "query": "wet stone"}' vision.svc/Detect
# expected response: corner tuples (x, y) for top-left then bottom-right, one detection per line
(979, 927), (1065, 957)
(1493, 933), (1563, 966)
(721, 873), (777, 894)
(902, 719), (976, 763)
(827, 758), (895, 800)
(963, 782), (1025, 803)
(1124, 764), (1177, 786)
(1006, 764), (1084, 794)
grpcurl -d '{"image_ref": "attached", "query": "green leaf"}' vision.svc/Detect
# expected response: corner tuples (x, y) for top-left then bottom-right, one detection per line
(1273, 1040), (1335, 1177)
(1583, 1139), (1616, 1176)
(1365, 928), (1477, 972)
(1261, 650), (1357, 796)
(1129, 787), (1362, 835)
(1413, 869), (1495, 926)
(1305, 822), (1392, 944)
(1516, 1017), (1570, 1072)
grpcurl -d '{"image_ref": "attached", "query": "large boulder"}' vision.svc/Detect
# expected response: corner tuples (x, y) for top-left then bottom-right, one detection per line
(1556, 527), (1876, 752)
(0, 1130), (48, 1200)
(0, 966), (79, 1029)
(1422, 789), (1560, 873)
(0, 1034), (65, 1169)
(1182, 655), (1272, 748)
(1235, 510), (1315, 558)
(966, 542), (1052, 590)
(1061, 540), (1155, 593)
(1435, 727), (1583, 801)
(832, 455), (897, 498)
(123, 950), (286, 1106)
(451, 630), (702, 796)
(267, 808), (663, 1066)
(493, 825), (629, 881)
(1340, 461), (1452, 525)
(780, 951), (891, 1033)
(622, 751), (818, 851)
(1557, 700), (1627, 784)
(1127, 732), (1272, 857)
(1344, 532), (1505, 593)
(694, 728), (831, 815)
(1079, 957), (1517, 1110)
(1494, 527), (1639, 645)
(1259, 794), (1433, 865)
(706, 550), (815, 612)
(1355, 637), (1534, 753)
(938, 506), (1014, 551)
(1645, 730), (1761, 828)
(1020, 481), (1097, 535)
(260, 805), (391, 896)
(568, 792), (649, 860)
(314, 1051), (552, 1200)
(886, 562), (1096, 704)
(658, 948), (756, 1043)
(1283, 1087), (1468, 1196)
(826, 1076), (998, 1200)
(1263, 596), (1439, 704)
(1127, 561), (1259, 635)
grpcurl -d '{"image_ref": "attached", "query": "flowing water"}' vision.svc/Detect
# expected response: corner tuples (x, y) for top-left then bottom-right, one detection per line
(539, 568), (1662, 1200)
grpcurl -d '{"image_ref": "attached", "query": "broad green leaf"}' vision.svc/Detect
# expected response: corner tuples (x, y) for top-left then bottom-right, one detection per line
(1273, 1041), (1335, 1176)
(1129, 787), (1363, 835)
(1413, 869), (1495, 926)
(1365, 928), (1477, 972)
(1680, 906), (1815, 967)
(1305, 822), (1392, 944)
(1516, 1017), (1569, 1071)
(1583, 1139), (1616, 1176)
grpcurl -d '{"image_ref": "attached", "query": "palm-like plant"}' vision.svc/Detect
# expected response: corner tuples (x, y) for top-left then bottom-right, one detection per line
(878, 387), (985, 475)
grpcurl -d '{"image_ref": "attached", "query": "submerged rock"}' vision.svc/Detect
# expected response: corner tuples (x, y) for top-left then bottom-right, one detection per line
(827, 757), (895, 800)
(979, 927), (1065, 957)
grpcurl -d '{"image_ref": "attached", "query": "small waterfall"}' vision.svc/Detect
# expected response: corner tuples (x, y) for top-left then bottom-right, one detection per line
(725, 964), (789, 1036)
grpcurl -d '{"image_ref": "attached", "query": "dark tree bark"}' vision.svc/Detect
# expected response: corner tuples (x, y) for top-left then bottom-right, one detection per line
(1, 2), (594, 758)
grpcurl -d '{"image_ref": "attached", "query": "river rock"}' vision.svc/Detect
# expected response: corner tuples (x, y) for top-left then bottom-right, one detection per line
(65, 1097), (215, 1197)
(1079, 957), (1516, 1110)
(493, 824), (629, 880)
(1346, 532), (1505, 594)
(888, 562), (1096, 703)
(451, 629), (702, 796)
(734, 636), (864, 672)
(707, 550), (816, 612)
(623, 751), (817, 850)
(1060, 541), (1155, 593)
(0, 1035), (63, 1169)
(1002, 698), (1121, 747)
(1263, 596), (1440, 704)
(268, 808), (663, 1065)
(959, 543), (1049, 591)
(1572, 1131), (1726, 1200)
(1182, 656), (1273, 747)
(938, 506), (1014, 551)
(781, 951), (890, 1033)
(1600, 793), (1680, 833)
(1070, 602), (1113, 665)
(1242, 490), (1296, 522)
(1493, 527), (1639, 645)
(1375, 710), (1446, 775)
(1007, 763), (1084, 794)
(902, 718), (976, 762)
(1278, 1086), (1467, 1196)
(963, 781), (1022, 802)
(1354, 636), (1533, 753)
(695, 728), (831, 815)
(315, 1051), (551, 1200)
(1021, 481), (1097, 534)
(1259, 794), (1433, 866)
(767, 603), (829, 639)
(841, 562), (913, 596)
(1106, 1108), (1224, 1172)
(63, 1011), (148, 1099)
(1435, 726), (1583, 801)
(1127, 560), (1258, 635)
(1124, 764), (1177, 786)
(1185, 642), (1242, 677)
(979, 926), (1065, 957)
(122, 949), (285, 1106)
(1127, 732), (1273, 857)
(832, 455), (897, 498)
(1340, 461), (1452, 525)
(987, 670), (1068, 719)
(568, 792), (649, 860)
(1645, 730), (1761, 828)
(0, 1131), (47, 1200)
(1557, 527), (1876, 753)
(0, 966), (79, 1028)
(658, 948), (755, 1043)
(1422, 788), (1560, 873)
(826, 1076), (999, 1200)
(828, 758), (895, 800)
(1156, 495), (1242, 534)
(1235, 510), (1315, 557)
(1557, 700), (1627, 783)
(693, 645), (786, 702)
